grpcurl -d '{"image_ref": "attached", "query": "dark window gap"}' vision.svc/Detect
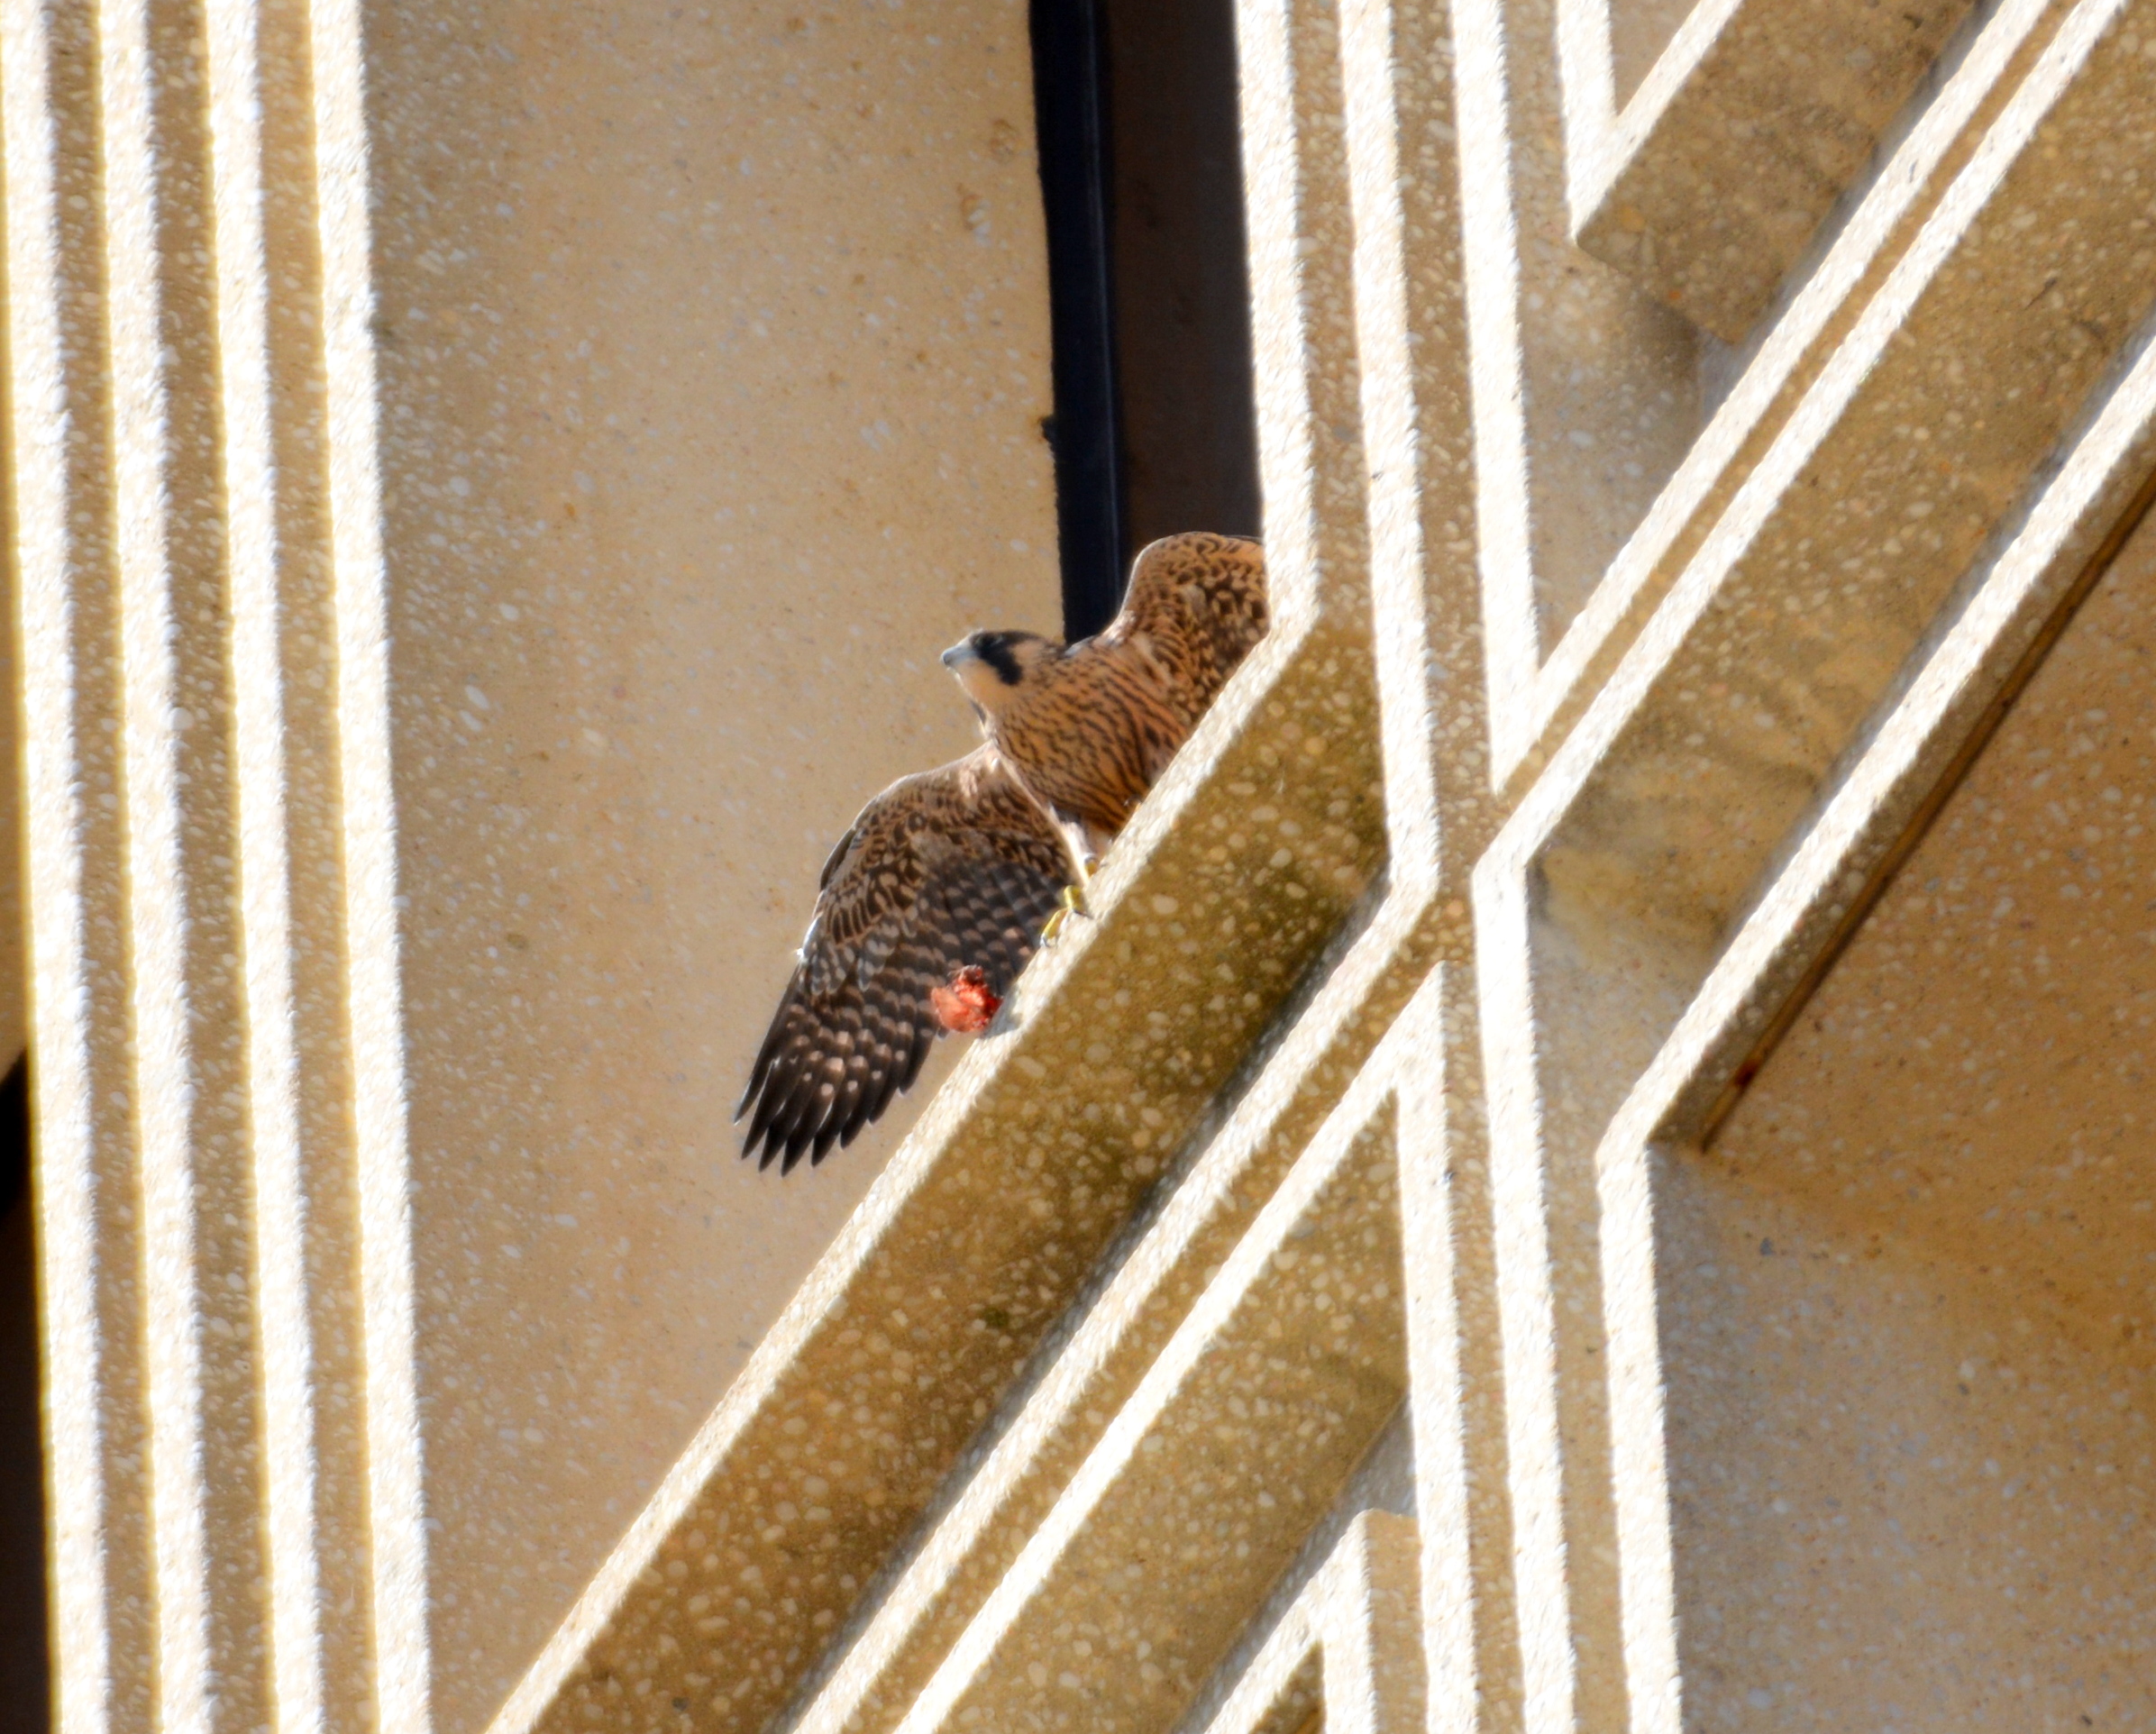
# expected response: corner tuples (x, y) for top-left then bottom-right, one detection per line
(1031, 0), (1261, 642)
(0, 1050), (47, 1720)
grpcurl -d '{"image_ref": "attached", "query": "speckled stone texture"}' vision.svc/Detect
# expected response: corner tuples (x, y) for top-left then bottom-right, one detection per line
(1571, 0), (1983, 342)
(5, 0), (1065, 1724)
(10, 0), (2156, 1727)
(1192, 1510), (1426, 1734)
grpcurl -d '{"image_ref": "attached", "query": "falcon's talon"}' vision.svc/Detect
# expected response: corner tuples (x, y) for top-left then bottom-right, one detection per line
(1039, 881), (1091, 947)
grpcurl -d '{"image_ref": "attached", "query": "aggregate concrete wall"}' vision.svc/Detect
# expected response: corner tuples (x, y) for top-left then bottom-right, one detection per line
(10, 0), (2156, 1728)
(356, 6), (1058, 1720)
(2, 0), (1057, 1724)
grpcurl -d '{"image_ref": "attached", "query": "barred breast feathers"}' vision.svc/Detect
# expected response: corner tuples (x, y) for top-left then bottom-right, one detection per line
(988, 533), (1269, 851)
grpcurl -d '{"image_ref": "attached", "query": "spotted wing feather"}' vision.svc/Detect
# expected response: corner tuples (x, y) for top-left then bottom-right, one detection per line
(736, 747), (1073, 1173)
(1108, 532), (1269, 725)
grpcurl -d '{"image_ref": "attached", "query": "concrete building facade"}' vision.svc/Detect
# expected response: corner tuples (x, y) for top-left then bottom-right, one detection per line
(3, 0), (2152, 1728)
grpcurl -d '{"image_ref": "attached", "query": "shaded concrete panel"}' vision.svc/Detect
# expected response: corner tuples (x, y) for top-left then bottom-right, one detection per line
(1603, 0), (1697, 108)
(891, 1099), (1409, 1734)
(1575, 0), (1979, 342)
(1677, 406), (2156, 1729)
(1181, 1416), (1420, 1734)
(1656, 1164), (2153, 1729)
(1455, 0), (1704, 671)
(1192, 1508), (1426, 1734)
(1711, 504), (2156, 1328)
(352, 0), (1062, 1722)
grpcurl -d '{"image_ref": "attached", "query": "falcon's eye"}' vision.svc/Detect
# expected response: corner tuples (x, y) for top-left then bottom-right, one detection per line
(975, 634), (1028, 686)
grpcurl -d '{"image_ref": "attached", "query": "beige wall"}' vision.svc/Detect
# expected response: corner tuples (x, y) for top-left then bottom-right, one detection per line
(358, 1), (1058, 1720)
(1681, 508), (2156, 1726)
(1658, 1164), (2153, 1729)
(14, 0), (2156, 1725)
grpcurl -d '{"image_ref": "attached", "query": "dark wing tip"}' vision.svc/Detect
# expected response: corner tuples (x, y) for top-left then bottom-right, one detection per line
(735, 749), (1076, 1173)
(736, 963), (938, 1174)
(736, 972), (807, 1123)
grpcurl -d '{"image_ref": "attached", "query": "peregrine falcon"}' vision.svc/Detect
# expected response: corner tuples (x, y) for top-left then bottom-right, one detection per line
(736, 533), (1268, 1172)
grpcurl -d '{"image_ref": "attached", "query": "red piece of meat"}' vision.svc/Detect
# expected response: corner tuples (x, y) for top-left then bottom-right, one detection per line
(929, 965), (1002, 1035)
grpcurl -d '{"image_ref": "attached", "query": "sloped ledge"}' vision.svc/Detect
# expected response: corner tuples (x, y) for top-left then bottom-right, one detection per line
(487, 595), (1385, 1734)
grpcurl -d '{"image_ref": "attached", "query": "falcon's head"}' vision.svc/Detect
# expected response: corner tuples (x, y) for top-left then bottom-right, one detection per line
(941, 629), (1061, 720)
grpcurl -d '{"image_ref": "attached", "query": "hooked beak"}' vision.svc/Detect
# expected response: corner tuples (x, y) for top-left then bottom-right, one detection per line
(940, 641), (979, 671)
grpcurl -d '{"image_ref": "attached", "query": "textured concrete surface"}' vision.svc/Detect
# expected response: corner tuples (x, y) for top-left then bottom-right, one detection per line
(5, 0), (1061, 1725)
(1194, 1510), (1425, 1734)
(1667, 502), (2156, 1728)
(1571, 0), (1982, 340)
(11, 0), (2156, 1727)
(358, 6), (1061, 1720)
